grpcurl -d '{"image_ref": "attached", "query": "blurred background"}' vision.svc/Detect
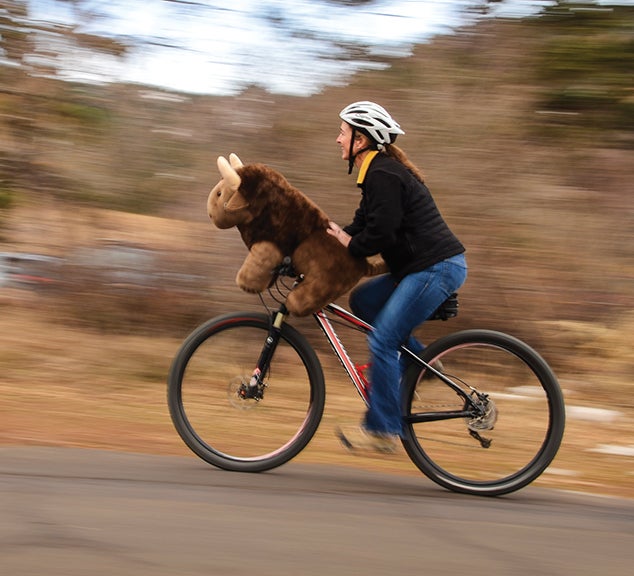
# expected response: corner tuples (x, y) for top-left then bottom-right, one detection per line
(1, 0), (633, 497)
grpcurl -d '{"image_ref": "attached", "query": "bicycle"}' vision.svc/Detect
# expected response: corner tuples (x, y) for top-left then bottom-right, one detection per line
(167, 260), (565, 496)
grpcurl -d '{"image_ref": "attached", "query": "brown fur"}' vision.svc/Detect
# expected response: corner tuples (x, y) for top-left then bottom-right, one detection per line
(207, 154), (385, 316)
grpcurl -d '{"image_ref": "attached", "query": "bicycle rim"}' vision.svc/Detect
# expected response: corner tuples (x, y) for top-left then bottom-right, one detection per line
(167, 313), (325, 472)
(402, 330), (565, 496)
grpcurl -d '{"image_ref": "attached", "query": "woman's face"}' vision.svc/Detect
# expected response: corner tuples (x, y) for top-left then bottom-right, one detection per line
(337, 121), (371, 162)
(336, 121), (356, 161)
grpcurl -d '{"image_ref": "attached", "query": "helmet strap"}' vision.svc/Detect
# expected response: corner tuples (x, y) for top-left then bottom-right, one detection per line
(347, 127), (374, 175)
(347, 127), (356, 174)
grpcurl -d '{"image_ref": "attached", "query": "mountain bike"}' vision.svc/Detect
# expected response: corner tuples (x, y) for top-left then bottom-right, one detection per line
(167, 261), (565, 496)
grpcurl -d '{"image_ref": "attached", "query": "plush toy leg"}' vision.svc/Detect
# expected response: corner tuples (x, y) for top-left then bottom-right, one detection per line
(366, 254), (388, 276)
(236, 241), (284, 293)
(286, 236), (370, 316)
(286, 276), (330, 316)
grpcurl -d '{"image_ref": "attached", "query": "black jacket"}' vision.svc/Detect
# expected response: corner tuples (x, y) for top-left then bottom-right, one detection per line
(344, 153), (464, 280)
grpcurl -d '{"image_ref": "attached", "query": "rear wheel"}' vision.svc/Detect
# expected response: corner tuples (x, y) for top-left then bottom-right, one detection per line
(402, 329), (565, 496)
(168, 312), (325, 472)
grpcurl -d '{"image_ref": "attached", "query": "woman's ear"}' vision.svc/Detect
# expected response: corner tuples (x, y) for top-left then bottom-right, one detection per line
(354, 133), (371, 151)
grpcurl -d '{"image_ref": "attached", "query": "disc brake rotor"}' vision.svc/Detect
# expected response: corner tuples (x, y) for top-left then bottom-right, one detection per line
(466, 396), (498, 431)
(227, 377), (259, 410)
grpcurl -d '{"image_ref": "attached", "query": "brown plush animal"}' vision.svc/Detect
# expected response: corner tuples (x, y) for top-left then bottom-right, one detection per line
(207, 153), (384, 316)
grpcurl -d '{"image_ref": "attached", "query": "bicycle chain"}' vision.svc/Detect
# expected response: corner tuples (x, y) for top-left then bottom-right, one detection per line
(411, 402), (463, 409)
(414, 434), (484, 449)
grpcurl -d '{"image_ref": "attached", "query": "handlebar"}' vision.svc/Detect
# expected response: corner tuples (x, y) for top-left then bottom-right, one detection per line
(262, 257), (303, 310)
(273, 256), (300, 279)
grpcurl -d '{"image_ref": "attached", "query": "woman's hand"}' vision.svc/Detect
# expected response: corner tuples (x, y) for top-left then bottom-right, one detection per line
(327, 221), (351, 248)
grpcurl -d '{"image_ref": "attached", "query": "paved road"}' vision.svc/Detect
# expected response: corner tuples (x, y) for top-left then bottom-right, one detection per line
(1, 446), (633, 576)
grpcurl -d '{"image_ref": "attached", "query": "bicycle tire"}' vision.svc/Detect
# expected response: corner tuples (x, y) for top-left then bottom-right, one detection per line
(401, 329), (565, 496)
(167, 312), (326, 472)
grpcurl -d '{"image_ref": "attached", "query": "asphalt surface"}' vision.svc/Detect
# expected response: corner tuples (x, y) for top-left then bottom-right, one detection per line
(1, 446), (633, 576)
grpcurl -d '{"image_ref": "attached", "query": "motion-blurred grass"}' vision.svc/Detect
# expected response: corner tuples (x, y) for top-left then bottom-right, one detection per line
(1, 4), (632, 498)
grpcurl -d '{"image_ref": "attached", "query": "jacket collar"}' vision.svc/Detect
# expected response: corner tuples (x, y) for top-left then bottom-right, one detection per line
(356, 150), (379, 185)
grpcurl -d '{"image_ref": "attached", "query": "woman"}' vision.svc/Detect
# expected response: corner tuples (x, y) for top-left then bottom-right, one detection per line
(327, 101), (467, 453)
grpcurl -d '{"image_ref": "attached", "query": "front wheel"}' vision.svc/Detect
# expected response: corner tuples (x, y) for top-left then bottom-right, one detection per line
(401, 330), (565, 496)
(167, 312), (326, 472)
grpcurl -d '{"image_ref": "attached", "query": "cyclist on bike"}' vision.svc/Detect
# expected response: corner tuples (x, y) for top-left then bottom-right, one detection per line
(328, 100), (467, 453)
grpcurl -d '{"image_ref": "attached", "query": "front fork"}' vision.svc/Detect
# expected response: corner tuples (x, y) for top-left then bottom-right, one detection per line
(238, 305), (287, 401)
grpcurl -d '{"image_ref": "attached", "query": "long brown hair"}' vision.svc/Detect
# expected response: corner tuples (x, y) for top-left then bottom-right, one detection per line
(383, 143), (425, 184)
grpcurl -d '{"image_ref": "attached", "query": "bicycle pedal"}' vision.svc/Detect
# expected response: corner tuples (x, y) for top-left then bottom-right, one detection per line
(335, 427), (354, 450)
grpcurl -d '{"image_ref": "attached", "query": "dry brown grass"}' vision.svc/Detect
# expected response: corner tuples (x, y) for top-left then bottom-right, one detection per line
(1, 205), (632, 499)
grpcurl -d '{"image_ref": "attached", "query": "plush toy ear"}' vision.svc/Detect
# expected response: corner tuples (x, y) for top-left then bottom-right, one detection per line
(229, 153), (244, 169)
(217, 156), (241, 189)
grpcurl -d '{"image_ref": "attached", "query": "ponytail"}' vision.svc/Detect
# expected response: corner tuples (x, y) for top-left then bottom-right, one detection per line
(383, 144), (425, 184)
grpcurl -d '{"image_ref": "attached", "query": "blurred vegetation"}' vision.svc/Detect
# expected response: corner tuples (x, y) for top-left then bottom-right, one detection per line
(534, 1), (634, 143)
(0, 0), (632, 377)
(1, 1), (630, 213)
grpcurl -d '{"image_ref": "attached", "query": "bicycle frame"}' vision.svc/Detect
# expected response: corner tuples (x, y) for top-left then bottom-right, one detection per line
(313, 303), (373, 406)
(247, 266), (486, 424)
(313, 303), (484, 425)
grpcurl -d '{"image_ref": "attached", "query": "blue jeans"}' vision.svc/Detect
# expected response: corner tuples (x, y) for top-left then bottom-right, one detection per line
(349, 253), (467, 437)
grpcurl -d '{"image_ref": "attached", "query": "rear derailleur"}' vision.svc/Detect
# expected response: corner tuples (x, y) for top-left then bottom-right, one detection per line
(465, 391), (497, 448)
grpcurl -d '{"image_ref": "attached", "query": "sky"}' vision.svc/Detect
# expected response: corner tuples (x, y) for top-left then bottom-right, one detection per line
(24, 0), (633, 96)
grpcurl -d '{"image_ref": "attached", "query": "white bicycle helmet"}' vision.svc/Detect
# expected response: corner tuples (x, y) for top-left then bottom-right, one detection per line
(339, 101), (405, 145)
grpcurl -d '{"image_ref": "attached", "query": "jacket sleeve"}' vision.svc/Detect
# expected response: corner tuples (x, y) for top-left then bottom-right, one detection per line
(343, 203), (366, 237)
(347, 170), (403, 258)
